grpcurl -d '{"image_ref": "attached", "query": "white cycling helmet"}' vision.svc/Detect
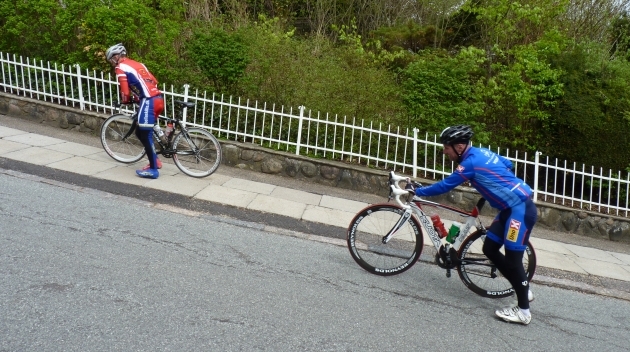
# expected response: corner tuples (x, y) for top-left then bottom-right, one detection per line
(105, 43), (126, 61)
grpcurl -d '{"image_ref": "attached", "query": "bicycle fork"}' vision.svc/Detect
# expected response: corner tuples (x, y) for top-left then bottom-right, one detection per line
(381, 209), (413, 244)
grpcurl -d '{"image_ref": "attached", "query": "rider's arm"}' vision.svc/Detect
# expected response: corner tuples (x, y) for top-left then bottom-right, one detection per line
(115, 67), (134, 104)
(415, 158), (476, 197)
(414, 172), (467, 197)
(498, 154), (513, 171)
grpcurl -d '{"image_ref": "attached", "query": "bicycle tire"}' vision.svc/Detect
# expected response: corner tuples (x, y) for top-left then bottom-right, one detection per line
(456, 230), (537, 298)
(347, 204), (423, 276)
(172, 127), (222, 178)
(100, 114), (145, 163)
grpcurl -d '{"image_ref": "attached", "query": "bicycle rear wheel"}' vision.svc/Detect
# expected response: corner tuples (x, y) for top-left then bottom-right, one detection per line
(347, 204), (423, 276)
(172, 127), (222, 178)
(456, 230), (536, 298)
(100, 114), (145, 163)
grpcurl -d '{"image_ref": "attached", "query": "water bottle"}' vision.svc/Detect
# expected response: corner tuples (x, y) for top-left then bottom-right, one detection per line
(153, 124), (168, 143)
(430, 214), (447, 238)
(446, 221), (462, 243)
(153, 124), (164, 139)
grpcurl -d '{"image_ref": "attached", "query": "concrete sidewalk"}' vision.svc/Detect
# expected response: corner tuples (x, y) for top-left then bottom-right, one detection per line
(1, 124), (630, 291)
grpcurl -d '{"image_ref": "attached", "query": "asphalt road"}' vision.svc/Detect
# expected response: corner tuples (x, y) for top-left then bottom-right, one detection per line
(1, 171), (629, 351)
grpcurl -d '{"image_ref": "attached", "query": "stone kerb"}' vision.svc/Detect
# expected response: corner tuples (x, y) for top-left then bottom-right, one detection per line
(1, 92), (629, 242)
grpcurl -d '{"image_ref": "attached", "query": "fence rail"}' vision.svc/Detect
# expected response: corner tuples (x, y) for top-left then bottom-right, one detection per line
(1, 52), (628, 217)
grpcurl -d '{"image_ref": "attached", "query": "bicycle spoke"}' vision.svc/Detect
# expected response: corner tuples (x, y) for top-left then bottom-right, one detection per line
(172, 128), (221, 177)
(100, 114), (145, 163)
(347, 205), (422, 276)
(457, 231), (536, 298)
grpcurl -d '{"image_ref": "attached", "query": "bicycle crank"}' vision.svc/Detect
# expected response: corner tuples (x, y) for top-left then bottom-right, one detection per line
(434, 245), (462, 278)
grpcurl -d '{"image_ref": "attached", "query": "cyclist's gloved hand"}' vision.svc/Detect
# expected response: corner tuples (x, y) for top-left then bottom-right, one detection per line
(407, 189), (416, 197)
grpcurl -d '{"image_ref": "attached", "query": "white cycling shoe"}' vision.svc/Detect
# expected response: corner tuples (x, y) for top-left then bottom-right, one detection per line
(495, 306), (532, 325)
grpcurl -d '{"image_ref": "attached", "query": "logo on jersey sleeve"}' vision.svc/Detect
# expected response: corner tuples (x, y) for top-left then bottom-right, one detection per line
(506, 219), (521, 242)
(456, 165), (465, 173)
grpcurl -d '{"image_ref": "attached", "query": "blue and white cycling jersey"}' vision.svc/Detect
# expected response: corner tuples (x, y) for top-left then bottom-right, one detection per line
(415, 146), (532, 210)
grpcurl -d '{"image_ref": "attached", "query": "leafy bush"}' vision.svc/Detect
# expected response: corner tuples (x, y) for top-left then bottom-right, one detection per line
(0, 0), (62, 60)
(546, 41), (630, 170)
(187, 28), (250, 93)
(236, 17), (405, 125)
(401, 47), (487, 142)
(483, 34), (565, 150)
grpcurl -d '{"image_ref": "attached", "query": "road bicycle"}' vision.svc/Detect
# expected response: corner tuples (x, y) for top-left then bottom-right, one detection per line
(100, 100), (222, 178)
(347, 171), (536, 298)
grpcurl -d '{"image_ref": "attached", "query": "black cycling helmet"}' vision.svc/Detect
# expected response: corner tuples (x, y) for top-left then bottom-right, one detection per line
(439, 125), (474, 145)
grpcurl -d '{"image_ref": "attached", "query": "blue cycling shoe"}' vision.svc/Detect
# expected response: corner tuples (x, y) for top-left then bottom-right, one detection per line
(136, 168), (159, 179)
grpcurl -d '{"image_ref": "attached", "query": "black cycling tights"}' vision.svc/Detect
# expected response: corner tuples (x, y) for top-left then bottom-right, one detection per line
(482, 238), (529, 309)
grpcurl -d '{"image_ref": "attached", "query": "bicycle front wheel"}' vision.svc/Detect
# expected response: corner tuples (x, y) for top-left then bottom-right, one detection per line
(457, 230), (537, 298)
(347, 204), (423, 276)
(172, 127), (222, 178)
(100, 114), (145, 163)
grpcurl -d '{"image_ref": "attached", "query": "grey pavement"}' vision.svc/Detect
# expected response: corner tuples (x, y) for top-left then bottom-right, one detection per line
(1, 114), (630, 300)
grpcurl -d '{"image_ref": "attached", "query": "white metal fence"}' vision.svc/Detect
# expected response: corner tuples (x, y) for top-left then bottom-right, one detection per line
(1, 52), (628, 217)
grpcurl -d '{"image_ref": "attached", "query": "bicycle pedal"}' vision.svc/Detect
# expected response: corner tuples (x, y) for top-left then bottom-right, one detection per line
(434, 253), (445, 267)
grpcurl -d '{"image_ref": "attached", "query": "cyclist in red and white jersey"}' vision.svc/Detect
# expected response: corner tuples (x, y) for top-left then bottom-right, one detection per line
(106, 43), (164, 179)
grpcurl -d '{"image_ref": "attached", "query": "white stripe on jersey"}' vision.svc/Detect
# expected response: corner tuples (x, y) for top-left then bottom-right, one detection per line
(118, 62), (151, 97)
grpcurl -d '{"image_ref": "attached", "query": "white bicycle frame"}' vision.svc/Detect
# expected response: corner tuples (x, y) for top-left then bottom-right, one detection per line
(385, 171), (486, 255)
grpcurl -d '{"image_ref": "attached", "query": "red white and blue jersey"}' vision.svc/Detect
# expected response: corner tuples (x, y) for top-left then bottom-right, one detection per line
(415, 146), (532, 210)
(115, 57), (164, 129)
(115, 57), (161, 102)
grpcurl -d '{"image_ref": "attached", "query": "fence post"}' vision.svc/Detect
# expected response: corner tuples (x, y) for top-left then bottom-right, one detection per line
(412, 128), (419, 178)
(533, 151), (542, 202)
(75, 64), (85, 110)
(296, 105), (305, 156)
(182, 84), (190, 124)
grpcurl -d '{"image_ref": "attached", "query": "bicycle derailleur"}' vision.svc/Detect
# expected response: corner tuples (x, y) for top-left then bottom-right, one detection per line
(434, 244), (460, 278)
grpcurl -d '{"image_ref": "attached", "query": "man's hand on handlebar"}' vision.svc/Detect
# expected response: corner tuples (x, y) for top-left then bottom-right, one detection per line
(403, 180), (416, 198)
(404, 179), (422, 190)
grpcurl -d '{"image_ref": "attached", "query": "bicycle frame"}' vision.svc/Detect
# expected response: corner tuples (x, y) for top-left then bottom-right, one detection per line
(387, 171), (487, 257)
(113, 103), (197, 156)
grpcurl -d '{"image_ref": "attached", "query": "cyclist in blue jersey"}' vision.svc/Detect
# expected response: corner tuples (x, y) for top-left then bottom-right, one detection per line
(413, 125), (537, 325)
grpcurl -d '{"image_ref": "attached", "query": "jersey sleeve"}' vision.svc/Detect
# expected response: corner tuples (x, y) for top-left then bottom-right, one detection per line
(499, 154), (513, 170)
(115, 67), (132, 103)
(415, 159), (475, 197)
(415, 171), (465, 197)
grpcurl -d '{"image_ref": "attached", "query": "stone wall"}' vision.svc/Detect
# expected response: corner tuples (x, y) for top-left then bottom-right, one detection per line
(1, 92), (629, 242)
